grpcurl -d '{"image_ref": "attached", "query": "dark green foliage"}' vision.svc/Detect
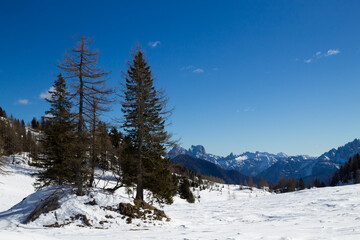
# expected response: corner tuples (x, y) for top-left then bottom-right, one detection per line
(109, 127), (122, 149)
(0, 107), (37, 157)
(121, 47), (175, 204)
(0, 107), (6, 118)
(35, 74), (77, 189)
(331, 153), (360, 186)
(178, 177), (195, 203)
(272, 176), (309, 193)
(31, 117), (40, 129)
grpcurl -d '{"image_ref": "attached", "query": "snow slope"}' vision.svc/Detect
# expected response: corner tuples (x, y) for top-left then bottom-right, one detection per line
(1, 155), (360, 239)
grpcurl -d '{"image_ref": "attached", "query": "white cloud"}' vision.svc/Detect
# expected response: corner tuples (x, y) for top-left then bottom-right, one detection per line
(325, 49), (340, 56)
(301, 49), (340, 64)
(148, 41), (161, 48)
(40, 86), (55, 99)
(17, 99), (29, 105)
(192, 68), (204, 73)
(180, 65), (195, 71)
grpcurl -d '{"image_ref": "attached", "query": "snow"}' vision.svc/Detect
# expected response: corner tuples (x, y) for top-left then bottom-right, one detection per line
(1, 155), (360, 239)
(235, 155), (248, 162)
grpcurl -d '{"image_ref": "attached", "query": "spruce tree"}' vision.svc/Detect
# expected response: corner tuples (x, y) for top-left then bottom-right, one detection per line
(121, 47), (176, 204)
(35, 74), (77, 189)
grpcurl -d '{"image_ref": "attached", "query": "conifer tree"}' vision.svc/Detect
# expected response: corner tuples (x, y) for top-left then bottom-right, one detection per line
(121, 47), (176, 203)
(298, 177), (305, 190)
(58, 36), (111, 195)
(35, 74), (76, 188)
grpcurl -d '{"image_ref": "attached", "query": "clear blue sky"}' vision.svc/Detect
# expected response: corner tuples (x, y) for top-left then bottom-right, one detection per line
(1, 0), (360, 157)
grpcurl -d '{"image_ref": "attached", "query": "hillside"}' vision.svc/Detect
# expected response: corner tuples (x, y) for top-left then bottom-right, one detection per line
(1, 154), (360, 239)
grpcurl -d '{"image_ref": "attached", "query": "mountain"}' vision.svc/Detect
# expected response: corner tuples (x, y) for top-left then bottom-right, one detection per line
(258, 139), (360, 182)
(258, 156), (317, 183)
(216, 151), (285, 177)
(171, 154), (259, 185)
(169, 139), (360, 184)
(169, 145), (286, 177)
(168, 144), (220, 163)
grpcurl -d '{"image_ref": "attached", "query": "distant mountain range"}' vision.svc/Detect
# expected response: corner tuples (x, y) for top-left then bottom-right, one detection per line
(169, 139), (360, 183)
(171, 154), (259, 185)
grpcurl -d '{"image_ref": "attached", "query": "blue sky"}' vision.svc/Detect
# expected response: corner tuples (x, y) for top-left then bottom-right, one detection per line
(1, 0), (360, 156)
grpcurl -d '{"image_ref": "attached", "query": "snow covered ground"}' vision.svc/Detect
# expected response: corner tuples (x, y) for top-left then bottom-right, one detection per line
(1, 155), (360, 239)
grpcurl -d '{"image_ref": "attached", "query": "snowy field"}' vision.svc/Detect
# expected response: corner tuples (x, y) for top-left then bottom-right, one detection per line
(1, 155), (360, 239)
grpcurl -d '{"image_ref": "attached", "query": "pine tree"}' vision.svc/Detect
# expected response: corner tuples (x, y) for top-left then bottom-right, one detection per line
(35, 74), (77, 189)
(58, 36), (111, 195)
(121, 47), (176, 204)
(298, 177), (305, 190)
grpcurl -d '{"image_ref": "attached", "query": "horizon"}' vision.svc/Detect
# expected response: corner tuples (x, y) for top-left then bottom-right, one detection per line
(175, 137), (360, 158)
(2, 1), (360, 156)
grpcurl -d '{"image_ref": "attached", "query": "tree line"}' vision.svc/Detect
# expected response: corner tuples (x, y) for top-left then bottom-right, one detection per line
(331, 153), (360, 186)
(0, 107), (38, 159)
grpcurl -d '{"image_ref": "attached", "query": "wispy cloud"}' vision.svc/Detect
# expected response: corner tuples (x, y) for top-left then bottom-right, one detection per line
(213, 67), (218, 71)
(40, 87), (55, 99)
(192, 68), (204, 73)
(180, 65), (195, 71)
(148, 41), (161, 48)
(17, 99), (30, 105)
(301, 49), (340, 63)
(325, 49), (340, 56)
(181, 65), (204, 73)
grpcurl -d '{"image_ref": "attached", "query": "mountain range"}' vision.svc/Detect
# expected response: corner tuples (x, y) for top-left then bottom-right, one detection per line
(169, 139), (360, 183)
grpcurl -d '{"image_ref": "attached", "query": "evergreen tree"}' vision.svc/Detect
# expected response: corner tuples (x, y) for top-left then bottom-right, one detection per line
(121, 47), (176, 204)
(35, 74), (77, 188)
(298, 177), (305, 190)
(0, 107), (6, 118)
(31, 117), (39, 129)
(178, 177), (194, 203)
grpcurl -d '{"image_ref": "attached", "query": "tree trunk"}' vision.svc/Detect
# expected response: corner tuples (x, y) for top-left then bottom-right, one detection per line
(136, 130), (144, 200)
(76, 40), (85, 196)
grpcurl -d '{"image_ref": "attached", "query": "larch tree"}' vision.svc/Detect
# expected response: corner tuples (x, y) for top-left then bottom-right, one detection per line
(58, 36), (111, 195)
(35, 74), (76, 189)
(121, 47), (176, 204)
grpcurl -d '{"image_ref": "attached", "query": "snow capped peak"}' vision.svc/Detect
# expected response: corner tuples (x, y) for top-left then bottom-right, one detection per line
(168, 144), (186, 157)
(189, 145), (206, 155)
(276, 152), (288, 158)
(235, 155), (248, 162)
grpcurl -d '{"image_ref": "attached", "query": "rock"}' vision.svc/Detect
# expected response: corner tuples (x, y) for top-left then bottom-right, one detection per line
(74, 214), (92, 227)
(85, 199), (97, 206)
(24, 195), (60, 224)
